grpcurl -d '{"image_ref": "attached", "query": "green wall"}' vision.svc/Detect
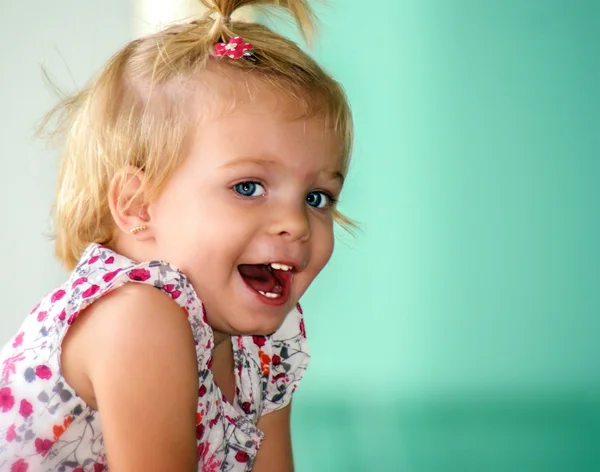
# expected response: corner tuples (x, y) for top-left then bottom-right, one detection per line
(274, 1), (600, 470)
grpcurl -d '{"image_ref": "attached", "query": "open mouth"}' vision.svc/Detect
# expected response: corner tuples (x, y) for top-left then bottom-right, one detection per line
(238, 263), (294, 306)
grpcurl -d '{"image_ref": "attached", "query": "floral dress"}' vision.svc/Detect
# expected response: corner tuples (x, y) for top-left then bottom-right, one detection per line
(0, 244), (309, 472)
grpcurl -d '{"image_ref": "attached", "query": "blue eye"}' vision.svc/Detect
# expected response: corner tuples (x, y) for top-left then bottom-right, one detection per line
(234, 181), (265, 197)
(306, 191), (331, 209)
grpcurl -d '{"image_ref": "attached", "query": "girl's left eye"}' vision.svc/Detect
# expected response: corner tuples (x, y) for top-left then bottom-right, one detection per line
(306, 191), (332, 209)
(234, 181), (265, 197)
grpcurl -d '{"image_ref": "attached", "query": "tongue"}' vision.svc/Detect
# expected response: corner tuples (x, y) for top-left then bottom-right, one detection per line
(238, 264), (278, 293)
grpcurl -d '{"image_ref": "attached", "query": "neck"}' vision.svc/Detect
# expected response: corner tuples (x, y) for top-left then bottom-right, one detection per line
(213, 329), (230, 348)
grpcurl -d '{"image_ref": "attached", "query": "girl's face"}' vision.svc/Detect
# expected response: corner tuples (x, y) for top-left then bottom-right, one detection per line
(146, 90), (343, 337)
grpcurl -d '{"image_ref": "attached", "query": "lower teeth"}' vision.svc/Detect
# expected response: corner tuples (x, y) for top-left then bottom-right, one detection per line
(258, 291), (281, 299)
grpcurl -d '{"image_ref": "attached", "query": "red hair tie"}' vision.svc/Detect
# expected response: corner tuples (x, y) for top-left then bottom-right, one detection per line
(213, 36), (254, 60)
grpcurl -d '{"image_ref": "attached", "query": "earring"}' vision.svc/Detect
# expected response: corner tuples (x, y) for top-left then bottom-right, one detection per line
(130, 225), (147, 235)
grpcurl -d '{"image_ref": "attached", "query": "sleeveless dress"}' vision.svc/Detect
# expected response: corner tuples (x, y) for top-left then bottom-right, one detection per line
(0, 243), (309, 472)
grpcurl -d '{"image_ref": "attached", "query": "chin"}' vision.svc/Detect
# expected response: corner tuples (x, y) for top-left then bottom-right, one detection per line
(225, 310), (289, 337)
(230, 320), (283, 337)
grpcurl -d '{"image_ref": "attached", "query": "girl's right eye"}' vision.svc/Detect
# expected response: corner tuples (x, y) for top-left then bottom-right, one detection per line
(233, 181), (266, 197)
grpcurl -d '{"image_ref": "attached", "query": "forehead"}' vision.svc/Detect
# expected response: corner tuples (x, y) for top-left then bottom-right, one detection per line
(184, 74), (344, 173)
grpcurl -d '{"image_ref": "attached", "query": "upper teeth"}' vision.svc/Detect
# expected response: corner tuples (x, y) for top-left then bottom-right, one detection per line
(270, 262), (293, 271)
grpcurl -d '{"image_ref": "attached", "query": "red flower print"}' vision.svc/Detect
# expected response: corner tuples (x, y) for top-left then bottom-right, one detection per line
(37, 310), (48, 322)
(128, 269), (151, 281)
(202, 305), (209, 323)
(19, 399), (33, 418)
(6, 424), (16, 441)
(252, 335), (266, 347)
(241, 401), (252, 414)
(162, 284), (181, 300)
(213, 36), (253, 59)
(53, 424), (65, 440)
(53, 415), (73, 440)
(271, 354), (281, 366)
(258, 350), (270, 377)
(88, 255), (99, 265)
(74, 469), (84, 472)
(35, 365), (52, 380)
(299, 319), (306, 338)
(93, 463), (106, 472)
(10, 459), (28, 472)
(51, 289), (66, 303)
(72, 277), (87, 288)
(235, 451), (250, 463)
(105, 256), (115, 264)
(198, 384), (207, 397)
(34, 437), (54, 456)
(203, 454), (223, 472)
(67, 313), (79, 325)
(57, 309), (67, 321)
(102, 269), (122, 283)
(65, 415), (73, 428)
(2, 352), (25, 382)
(82, 284), (100, 298)
(197, 442), (206, 460)
(196, 423), (205, 440)
(208, 413), (221, 428)
(12, 332), (24, 348)
(225, 414), (236, 425)
(296, 303), (303, 314)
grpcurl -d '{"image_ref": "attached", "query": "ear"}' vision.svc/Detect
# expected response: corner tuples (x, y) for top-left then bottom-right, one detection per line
(108, 166), (153, 240)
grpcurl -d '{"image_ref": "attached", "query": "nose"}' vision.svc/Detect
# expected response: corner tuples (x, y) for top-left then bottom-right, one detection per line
(269, 202), (311, 242)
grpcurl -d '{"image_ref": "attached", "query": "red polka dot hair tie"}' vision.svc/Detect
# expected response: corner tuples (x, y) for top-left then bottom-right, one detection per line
(213, 36), (254, 60)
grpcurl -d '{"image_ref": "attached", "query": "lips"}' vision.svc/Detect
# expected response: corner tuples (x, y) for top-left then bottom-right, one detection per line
(238, 263), (294, 306)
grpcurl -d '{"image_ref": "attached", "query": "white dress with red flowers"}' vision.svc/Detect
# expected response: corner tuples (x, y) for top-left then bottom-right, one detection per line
(0, 244), (309, 472)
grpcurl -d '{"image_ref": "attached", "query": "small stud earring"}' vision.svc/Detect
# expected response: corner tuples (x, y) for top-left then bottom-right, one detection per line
(130, 225), (147, 235)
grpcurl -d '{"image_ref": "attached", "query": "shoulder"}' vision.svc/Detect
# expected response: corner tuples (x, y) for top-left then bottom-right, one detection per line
(68, 282), (190, 340)
(82, 282), (191, 341)
(62, 283), (196, 408)
(66, 281), (193, 358)
(84, 282), (198, 388)
(62, 282), (199, 469)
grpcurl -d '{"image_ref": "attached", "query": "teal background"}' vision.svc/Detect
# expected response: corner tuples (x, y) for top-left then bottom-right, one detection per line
(274, 1), (600, 471)
(0, 1), (597, 470)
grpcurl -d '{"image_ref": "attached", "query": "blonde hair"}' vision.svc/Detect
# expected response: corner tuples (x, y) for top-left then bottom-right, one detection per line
(45, 0), (354, 270)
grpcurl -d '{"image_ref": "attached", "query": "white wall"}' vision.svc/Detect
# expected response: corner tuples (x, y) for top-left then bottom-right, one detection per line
(0, 0), (254, 345)
(134, 0), (207, 36)
(0, 1), (133, 343)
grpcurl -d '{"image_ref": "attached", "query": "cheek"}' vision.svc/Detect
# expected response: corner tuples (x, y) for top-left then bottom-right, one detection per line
(311, 222), (335, 271)
(151, 182), (216, 239)
(150, 181), (190, 226)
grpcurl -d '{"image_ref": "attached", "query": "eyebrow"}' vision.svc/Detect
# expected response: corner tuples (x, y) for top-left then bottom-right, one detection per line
(331, 171), (345, 185)
(221, 157), (345, 185)
(220, 157), (281, 169)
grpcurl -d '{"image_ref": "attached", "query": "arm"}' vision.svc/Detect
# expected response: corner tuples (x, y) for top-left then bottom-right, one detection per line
(252, 403), (295, 472)
(62, 283), (198, 471)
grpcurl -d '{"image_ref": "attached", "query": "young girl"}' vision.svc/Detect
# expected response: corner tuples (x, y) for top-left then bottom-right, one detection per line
(0, 0), (352, 470)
